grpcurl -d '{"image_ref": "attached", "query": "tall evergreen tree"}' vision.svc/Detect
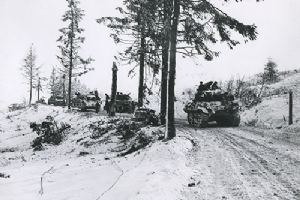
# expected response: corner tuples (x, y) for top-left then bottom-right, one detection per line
(20, 45), (39, 106)
(99, 0), (259, 139)
(263, 58), (279, 83)
(35, 69), (47, 102)
(49, 67), (59, 96)
(97, 0), (161, 108)
(163, 0), (259, 139)
(57, 0), (94, 109)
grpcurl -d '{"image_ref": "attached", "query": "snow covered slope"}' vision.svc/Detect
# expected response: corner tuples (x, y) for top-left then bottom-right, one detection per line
(242, 72), (300, 129)
(0, 105), (193, 200)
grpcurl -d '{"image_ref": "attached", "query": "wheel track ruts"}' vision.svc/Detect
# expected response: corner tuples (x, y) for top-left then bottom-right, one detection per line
(213, 130), (293, 200)
(240, 126), (300, 147)
(225, 128), (300, 166)
(205, 128), (288, 199)
(214, 129), (300, 200)
(223, 129), (300, 199)
(180, 127), (253, 200)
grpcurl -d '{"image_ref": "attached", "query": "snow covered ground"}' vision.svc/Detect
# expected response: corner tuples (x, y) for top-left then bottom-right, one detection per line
(1, 70), (300, 200)
(242, 72), (300, 129)
(0, 105), (193, 200)
(178, 124), (300, 200)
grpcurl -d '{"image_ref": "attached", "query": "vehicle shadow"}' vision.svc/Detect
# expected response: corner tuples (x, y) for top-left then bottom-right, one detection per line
(175, 118), (237, 129)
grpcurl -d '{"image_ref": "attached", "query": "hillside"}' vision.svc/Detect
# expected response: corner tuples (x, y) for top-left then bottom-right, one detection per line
(242, 72), (300, 130)
(0, 105), (193, 200)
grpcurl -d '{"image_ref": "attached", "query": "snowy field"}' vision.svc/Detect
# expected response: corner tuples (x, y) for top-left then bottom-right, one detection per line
(0, 105), (193, 200)
(1, 70), (300, 200)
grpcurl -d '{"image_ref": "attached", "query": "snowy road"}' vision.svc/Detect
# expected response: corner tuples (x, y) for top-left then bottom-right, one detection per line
(179, 124), (300, 200)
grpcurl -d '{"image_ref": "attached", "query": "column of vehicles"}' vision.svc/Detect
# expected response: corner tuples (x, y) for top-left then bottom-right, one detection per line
(47, 91), (158, 125)
(47, 92), (137, 113)
(48, 91), (102, 113)
(46, 81), (241, 128)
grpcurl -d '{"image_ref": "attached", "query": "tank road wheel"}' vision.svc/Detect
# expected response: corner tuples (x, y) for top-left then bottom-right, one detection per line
(195, 113), (209, 128)
(117, 105), (124, 113)
(188, 112), (209, 128)
(217, 118), (231, 127)
(80, 102), (87, 112)
(187, 113), (193, 125)
(217, 114), (240, 127)
(231, 114), (240, 127)
(95, 103), (100, 113)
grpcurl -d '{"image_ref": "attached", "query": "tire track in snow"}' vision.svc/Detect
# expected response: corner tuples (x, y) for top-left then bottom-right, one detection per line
(216, 128), (300, 200)
(179, 127), (253, 200)
(179, 124), (300, 200)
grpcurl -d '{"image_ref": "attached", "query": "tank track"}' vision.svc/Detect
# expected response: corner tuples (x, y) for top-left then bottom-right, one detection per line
(187, 112), (209, 127)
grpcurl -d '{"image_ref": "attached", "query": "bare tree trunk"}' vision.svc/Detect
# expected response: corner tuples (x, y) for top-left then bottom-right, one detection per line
(138, 13), (145, 108)
(29, 59), (33, 106)
(29, 76), (32, 106)
(160, 0), (171, 125)
(62, 74), (66, 105)
(138, 32), (145, 108)
(166, 0), (180, 139)
(37, 78), (40, 101)
(68, 55), (73, 109)
(110, 62), (118, 117)
(68, 9), (74, 110)
(161, 47), (168, 125)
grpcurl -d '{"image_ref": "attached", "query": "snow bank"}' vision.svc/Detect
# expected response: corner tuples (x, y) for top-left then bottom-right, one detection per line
(241, 72), (300, 129)
(0, 104), (193, 200)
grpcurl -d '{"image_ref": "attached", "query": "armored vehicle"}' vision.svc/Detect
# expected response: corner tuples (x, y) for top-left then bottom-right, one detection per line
(105, 92), (136, 113)
(72, 92), (101, 113)
(184, 82), (240, 127)
(133, 108), (159, 126)
(48, 96), (66, 106)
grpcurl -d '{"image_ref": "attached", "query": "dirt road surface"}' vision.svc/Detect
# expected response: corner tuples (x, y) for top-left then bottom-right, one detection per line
(179, 122), (300, 200)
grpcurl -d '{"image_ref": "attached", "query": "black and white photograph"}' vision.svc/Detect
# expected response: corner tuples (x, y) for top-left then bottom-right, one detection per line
(0, 0), (300, 199)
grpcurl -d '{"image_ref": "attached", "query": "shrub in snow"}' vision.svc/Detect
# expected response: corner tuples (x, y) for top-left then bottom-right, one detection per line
(0, 172), (10, 178)
(118, 131), (152, 157)
(116, 121), (142, 142)
(30, 116), (71, 151)
(89, 121), (115, 139)
(8, 103), (26, 112)
(245, 118), (258, 126)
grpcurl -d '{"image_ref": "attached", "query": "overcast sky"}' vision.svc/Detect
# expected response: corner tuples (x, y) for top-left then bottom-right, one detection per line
(0, 0), (300, 106)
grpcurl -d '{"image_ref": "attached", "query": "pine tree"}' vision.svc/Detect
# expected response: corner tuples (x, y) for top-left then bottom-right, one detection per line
(49, 67), (58, 96)
(57, 0), (94, 109)
(20, 45), (39, 106)
(98, 0), (161, 108)
(35, 70), (47, 102)
(99, 0), (260, 139)
(263, 58), (279, 83)
(163, 0), (259, 139)
(48, 67), (65, 99)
